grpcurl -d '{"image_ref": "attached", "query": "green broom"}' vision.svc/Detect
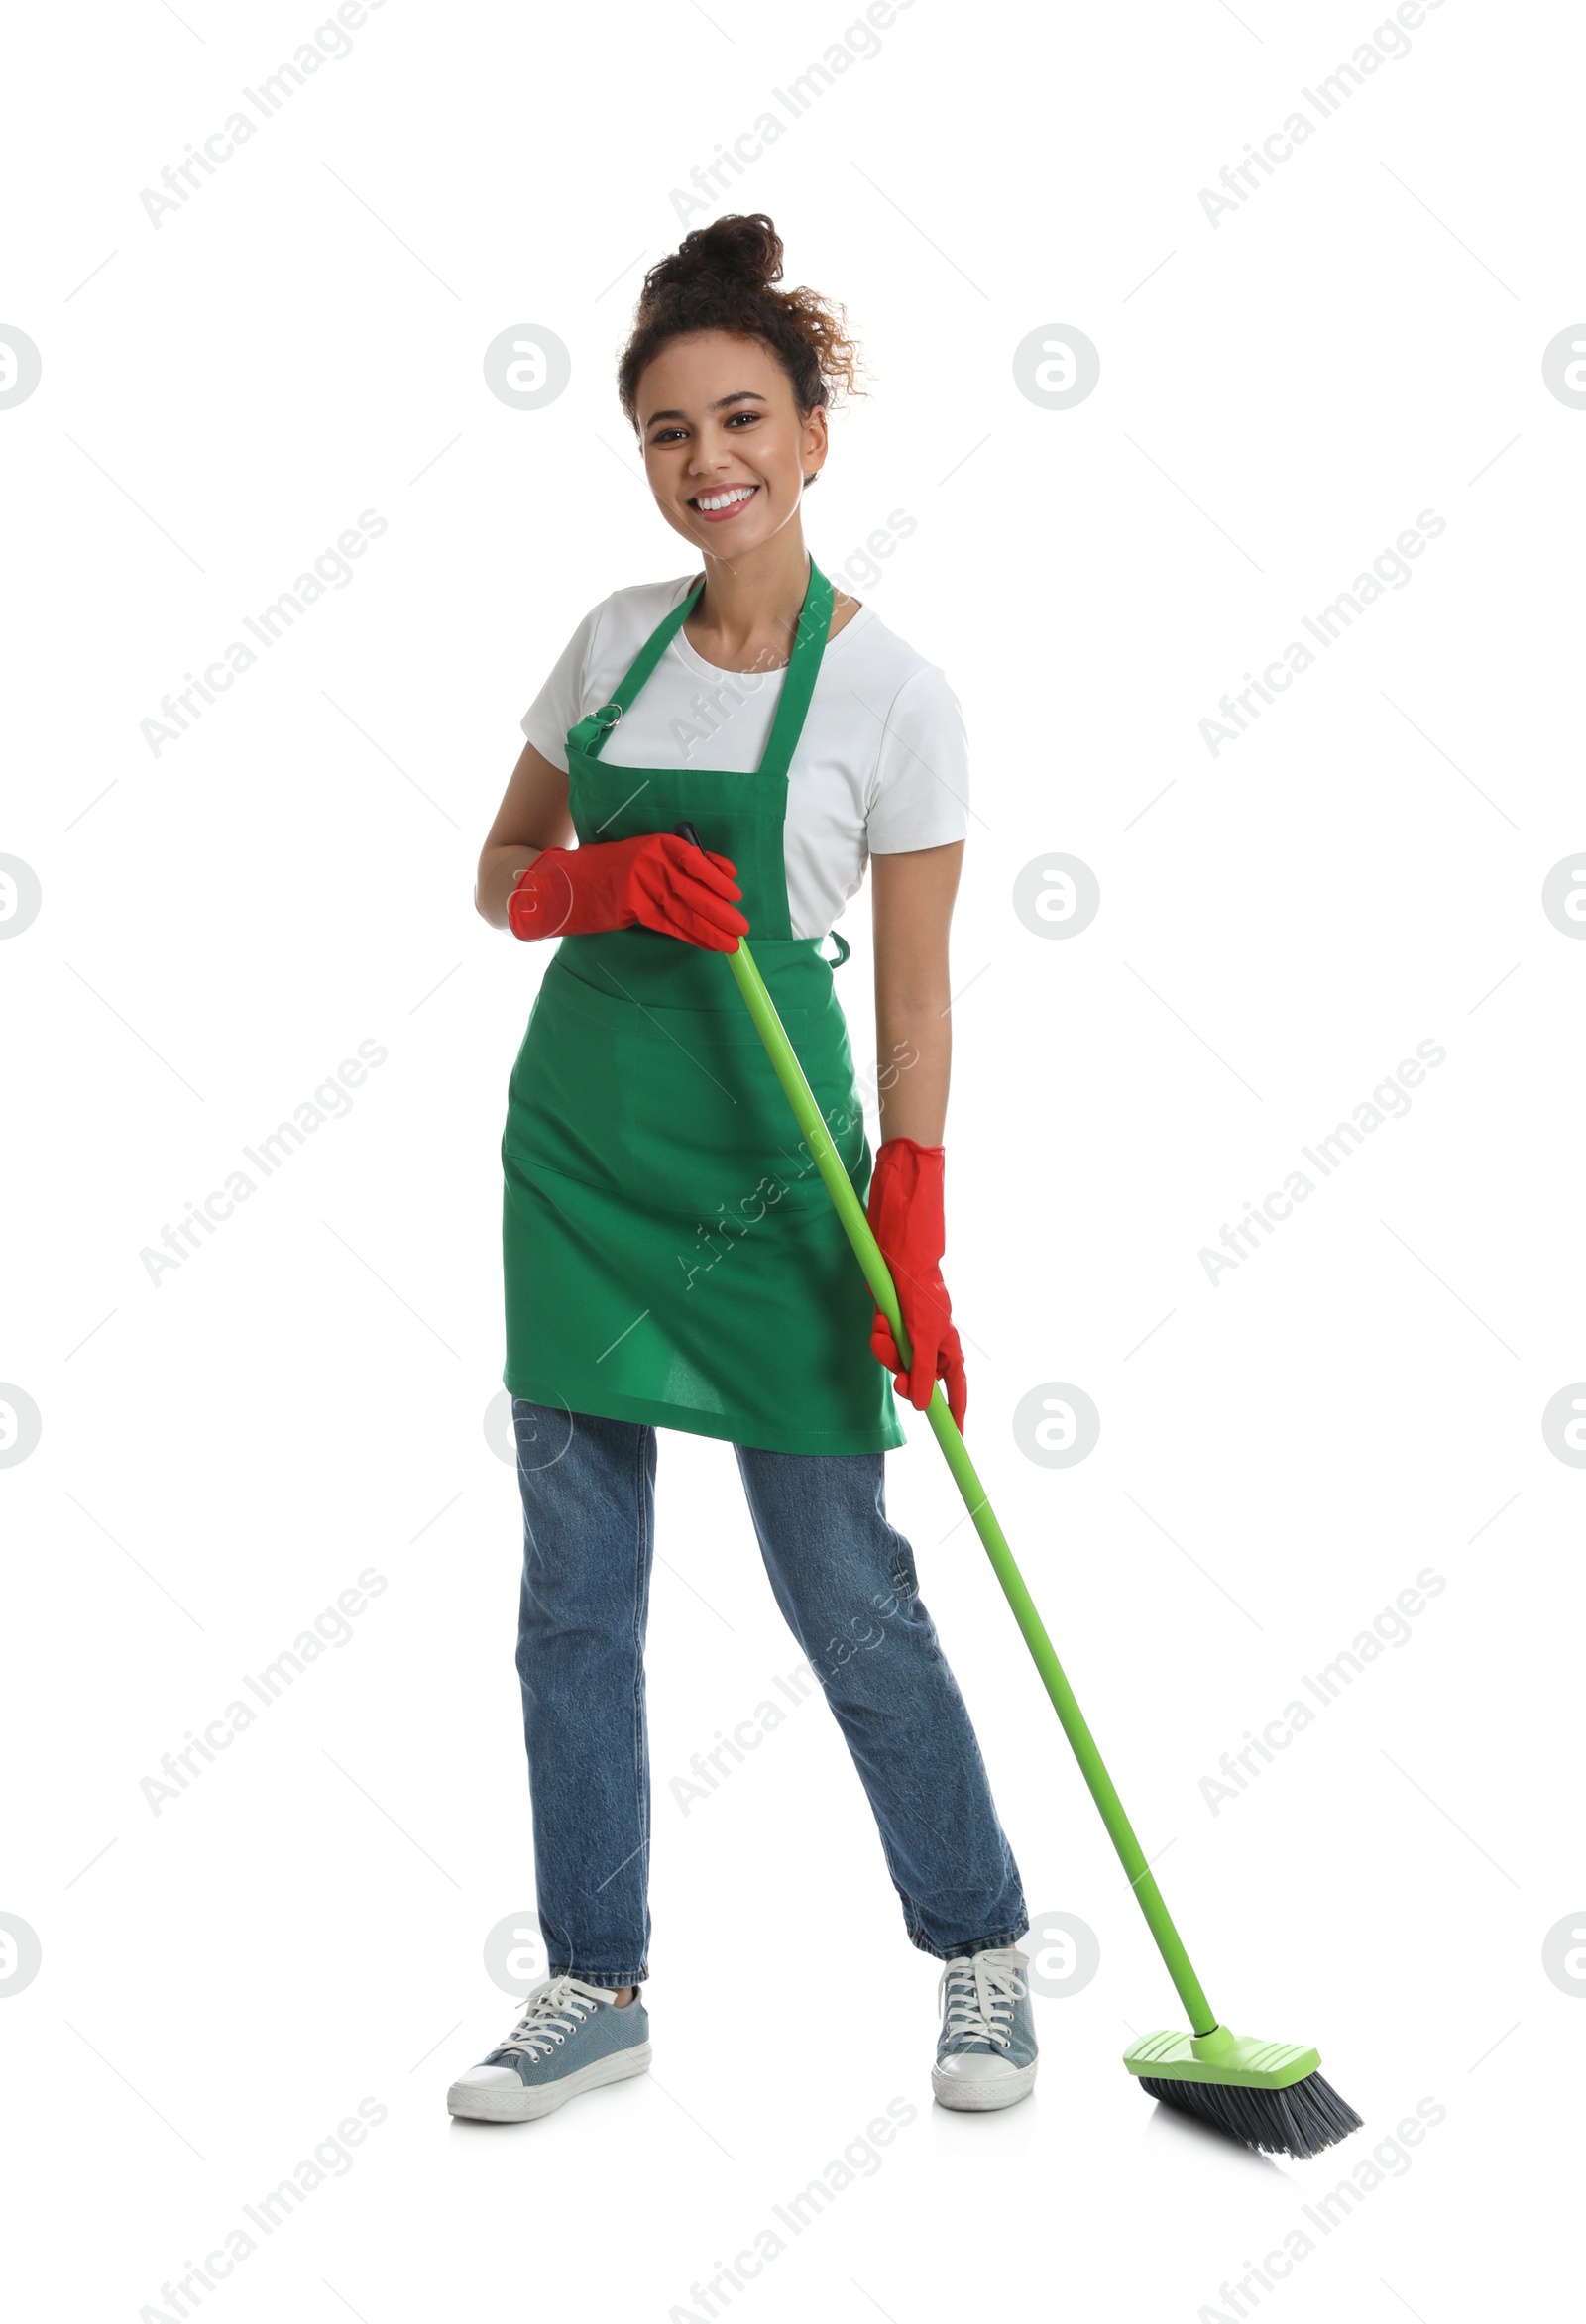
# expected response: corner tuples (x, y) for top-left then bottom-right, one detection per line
(674, 823), (1361, 2161)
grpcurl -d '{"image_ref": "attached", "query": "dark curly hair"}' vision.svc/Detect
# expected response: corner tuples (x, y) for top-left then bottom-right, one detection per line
(618, 214), (864, 483)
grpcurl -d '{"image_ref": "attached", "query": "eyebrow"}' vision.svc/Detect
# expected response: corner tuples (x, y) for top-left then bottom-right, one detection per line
(642, 389), (768, 429)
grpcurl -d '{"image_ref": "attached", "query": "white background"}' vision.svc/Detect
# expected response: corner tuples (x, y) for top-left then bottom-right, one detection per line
(2, 1), (1579, 2317)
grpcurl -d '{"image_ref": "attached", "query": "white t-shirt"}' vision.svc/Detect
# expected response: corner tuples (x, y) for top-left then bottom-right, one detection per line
(519, 574), (970, 941)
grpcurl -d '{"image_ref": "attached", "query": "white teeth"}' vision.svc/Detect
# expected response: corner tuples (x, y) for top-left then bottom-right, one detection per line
(695, 486), (755, 511)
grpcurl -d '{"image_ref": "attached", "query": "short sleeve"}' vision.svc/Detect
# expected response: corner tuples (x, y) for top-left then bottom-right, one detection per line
(518, 599), (608, 774)
(864, 664), (970, 854)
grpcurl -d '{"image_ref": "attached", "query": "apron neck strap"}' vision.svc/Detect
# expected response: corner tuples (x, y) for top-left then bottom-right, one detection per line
(579, 558), (833, 772)
(580, 577), (705, 758)
(757, 556), (833, 783)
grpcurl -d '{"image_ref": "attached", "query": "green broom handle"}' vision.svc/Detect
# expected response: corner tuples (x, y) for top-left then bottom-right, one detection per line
(700, 894), (1218, 2036)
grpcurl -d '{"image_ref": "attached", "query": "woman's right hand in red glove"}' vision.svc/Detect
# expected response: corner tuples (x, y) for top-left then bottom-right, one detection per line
(508, 833), (748, 952)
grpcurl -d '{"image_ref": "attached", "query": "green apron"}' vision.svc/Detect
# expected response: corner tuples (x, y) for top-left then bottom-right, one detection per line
(501, 556), (904, 1456)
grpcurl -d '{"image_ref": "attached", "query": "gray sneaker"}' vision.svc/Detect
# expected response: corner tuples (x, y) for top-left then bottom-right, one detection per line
(447, 1974), (651, 2123)
(932, 1943), (1038, 2112)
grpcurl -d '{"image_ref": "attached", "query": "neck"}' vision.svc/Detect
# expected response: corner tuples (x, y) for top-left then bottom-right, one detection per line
(692, 524), (812, 667)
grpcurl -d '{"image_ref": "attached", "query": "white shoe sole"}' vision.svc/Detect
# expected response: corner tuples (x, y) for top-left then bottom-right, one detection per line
(931, 2056), (1038, 2112)
(447, 2041), (652, 2123)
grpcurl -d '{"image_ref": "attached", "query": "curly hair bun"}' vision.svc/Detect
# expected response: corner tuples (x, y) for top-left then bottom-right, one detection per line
(618, 212), (862, 437)
(652, 213), (785, 295)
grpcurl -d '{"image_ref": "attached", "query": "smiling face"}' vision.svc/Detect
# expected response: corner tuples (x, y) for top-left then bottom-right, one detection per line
(635, 331), (829, 561)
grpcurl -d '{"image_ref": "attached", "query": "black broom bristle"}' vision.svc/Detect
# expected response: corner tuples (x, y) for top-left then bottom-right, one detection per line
(1138, 2068), (1363, 2161)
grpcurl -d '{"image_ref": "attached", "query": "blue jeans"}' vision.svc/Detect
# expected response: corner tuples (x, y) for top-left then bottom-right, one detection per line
(511, 1398), (1028, 1988)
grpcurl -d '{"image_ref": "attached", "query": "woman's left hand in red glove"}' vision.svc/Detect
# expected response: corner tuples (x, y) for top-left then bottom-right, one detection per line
(865, 1135), (968, 1432)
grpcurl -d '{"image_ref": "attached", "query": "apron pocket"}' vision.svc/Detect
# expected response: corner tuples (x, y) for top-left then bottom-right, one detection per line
(505, 962), (850, 1216)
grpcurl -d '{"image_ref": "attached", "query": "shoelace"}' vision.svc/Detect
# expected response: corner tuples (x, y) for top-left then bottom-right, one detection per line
(493, 1974), (612, 2060)
(938, 1947), (1026, 2050)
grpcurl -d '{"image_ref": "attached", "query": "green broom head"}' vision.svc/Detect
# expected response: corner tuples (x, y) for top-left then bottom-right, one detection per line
(1124, 2026), (1362, 2161)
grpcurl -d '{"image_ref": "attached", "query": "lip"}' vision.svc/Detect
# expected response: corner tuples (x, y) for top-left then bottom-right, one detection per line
(688, 483), (760, 523)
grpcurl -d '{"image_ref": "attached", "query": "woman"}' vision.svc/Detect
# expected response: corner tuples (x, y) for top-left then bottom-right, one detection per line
(449, 215), (1033, 2126)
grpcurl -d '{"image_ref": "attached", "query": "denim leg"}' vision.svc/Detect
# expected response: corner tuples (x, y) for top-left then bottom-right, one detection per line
(512, 1399), (655, 1988)
(733, 1441), (1028, 1961)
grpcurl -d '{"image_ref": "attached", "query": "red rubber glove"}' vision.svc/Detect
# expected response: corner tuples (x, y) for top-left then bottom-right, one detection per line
(508, 834), (747, 952)
(865, 1136), (968, 1432)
